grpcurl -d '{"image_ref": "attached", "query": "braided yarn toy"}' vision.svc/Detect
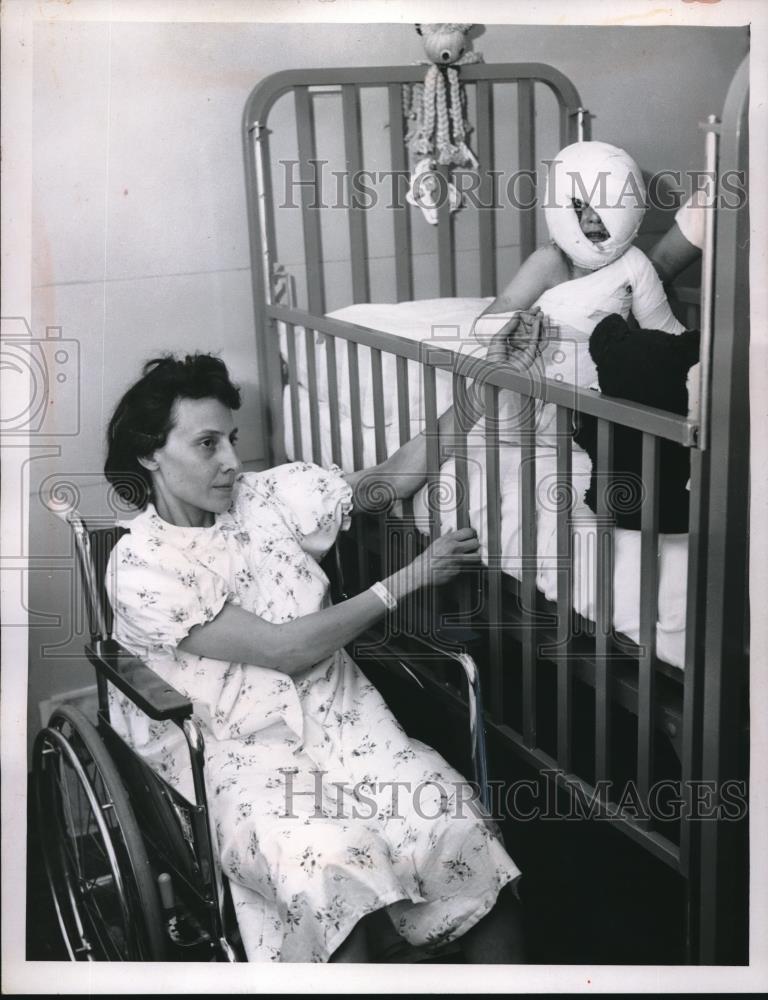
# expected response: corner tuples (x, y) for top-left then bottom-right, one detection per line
(404, 23), (482, 224)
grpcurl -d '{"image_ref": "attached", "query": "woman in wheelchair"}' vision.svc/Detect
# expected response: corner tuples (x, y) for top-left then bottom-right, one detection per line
(102, 353), (523, 964)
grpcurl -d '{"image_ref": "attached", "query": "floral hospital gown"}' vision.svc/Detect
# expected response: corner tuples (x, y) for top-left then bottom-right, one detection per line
(106, 462), (520, 962)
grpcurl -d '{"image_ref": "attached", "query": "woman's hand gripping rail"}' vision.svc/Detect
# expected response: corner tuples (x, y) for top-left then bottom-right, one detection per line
(475, 307), (545, 373)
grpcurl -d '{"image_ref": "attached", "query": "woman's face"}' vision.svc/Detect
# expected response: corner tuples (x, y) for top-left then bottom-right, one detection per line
(572, 198), (610, 243)
(140, 396), (241, 527)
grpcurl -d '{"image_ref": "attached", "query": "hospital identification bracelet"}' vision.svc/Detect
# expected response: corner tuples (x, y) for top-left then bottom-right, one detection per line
(369, 581), (397, 611)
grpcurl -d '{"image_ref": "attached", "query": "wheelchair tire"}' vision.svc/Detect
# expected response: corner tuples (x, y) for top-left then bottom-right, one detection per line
(33, 705), (166, 961)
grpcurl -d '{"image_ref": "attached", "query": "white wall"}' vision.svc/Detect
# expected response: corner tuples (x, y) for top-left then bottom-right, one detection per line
(26, 21), (748, 759)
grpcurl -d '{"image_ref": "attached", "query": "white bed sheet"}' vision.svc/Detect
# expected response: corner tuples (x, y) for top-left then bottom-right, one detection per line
(281, 300), (688, 669)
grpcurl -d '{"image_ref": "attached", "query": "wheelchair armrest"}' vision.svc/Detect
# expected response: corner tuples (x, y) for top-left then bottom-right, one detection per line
(86, 638), (194, 724)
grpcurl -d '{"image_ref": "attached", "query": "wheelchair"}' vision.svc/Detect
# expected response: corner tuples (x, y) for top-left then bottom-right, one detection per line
(32, 508), (494, 962)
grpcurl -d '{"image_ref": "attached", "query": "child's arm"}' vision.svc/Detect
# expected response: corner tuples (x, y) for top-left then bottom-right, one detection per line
(481, 244), (568, 316)
(629, 251), (685, 335)
(470, 244), (564, 371)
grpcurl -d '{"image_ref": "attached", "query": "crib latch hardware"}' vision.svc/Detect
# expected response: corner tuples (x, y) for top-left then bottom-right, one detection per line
(569, 107), (590, 142)
(698, 117), (722, 135)
(689, 423), (701, 448)
(271, 262), (297, 309)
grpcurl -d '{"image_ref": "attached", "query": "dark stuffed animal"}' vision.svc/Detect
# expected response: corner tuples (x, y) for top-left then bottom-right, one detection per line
(573, 313), (700, 533)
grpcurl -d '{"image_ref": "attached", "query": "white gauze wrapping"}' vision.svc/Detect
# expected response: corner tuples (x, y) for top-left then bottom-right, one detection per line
(544, 141), (646, 270)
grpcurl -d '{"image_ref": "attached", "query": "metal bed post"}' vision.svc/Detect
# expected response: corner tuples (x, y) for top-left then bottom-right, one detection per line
(243, 113), (285, 465)
(695, 55), (750, 965)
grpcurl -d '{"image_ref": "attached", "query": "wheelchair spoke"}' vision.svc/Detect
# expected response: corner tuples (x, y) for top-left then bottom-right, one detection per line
(81, 894), (125, 960)
(55, 759), (86, 884)
(35, 707), (166, 962)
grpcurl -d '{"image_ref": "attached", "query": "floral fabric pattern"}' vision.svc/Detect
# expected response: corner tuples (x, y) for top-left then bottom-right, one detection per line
(106, 462), (520, 962)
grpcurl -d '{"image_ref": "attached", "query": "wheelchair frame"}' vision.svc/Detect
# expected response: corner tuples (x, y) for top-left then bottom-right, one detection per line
(32, 507), (495, 962)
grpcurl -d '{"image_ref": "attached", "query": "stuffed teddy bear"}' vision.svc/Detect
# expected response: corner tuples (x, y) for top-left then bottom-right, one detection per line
(573, 313), (701, 533)
(404, 23), (482, 224)
(416, 22), (474, 65)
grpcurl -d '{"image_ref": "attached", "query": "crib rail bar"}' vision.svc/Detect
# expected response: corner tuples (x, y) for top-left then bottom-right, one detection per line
(269, 305), (696, 445)
(437, 165), (456, 297)
(556, 406), (574, 770)
(342, 85), (370, 304)
(452, 371), (472, 619)
(303, 325), (322, 463)
(595, 418), (614, 786)
(517, 80), (536, 261)
(396, 356), (414, 519)
(284, 322), (303, 462)
(452, 373), (471, 532)
(395, 356), (411, 447)
(368, 345), (389, 588)
(370, 348), (387, 464)
(346, 340), (364, 469)
(475, 81), (497, 297)
(325, 334), (342, 467)
(638, 432), (660, 803)
(521, 405), (537, 749)
(484, 385), (504, 718)
(423, 363), (440, 544)
(294, 87), (325, 315)
(388, 84), (413, 302)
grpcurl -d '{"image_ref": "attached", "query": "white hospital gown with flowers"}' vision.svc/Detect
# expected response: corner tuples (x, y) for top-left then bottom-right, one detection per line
(106, 462), (520, 962)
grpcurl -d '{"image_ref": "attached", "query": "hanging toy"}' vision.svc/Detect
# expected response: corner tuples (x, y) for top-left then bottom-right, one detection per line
(404, 23), (482, 225)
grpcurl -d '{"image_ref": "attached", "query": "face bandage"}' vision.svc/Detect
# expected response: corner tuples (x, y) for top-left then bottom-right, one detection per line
(544, 141), (646, 270)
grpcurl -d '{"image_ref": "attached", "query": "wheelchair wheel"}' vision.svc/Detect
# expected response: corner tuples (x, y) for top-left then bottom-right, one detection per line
(33, 705), (166, 961)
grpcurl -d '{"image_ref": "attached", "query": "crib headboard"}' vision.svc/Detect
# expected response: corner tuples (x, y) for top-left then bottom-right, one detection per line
(243, 63), (588, 457)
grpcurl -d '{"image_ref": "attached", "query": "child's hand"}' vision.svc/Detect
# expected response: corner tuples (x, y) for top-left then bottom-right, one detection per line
(486, 307), (544, 370)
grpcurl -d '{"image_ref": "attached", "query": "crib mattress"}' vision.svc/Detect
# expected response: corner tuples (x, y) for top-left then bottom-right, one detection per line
(280, 299), (688, 670)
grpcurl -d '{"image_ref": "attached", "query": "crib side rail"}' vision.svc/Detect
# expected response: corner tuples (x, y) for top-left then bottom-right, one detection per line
(269, 302), (697, 446)
(277, 301), (694, 832)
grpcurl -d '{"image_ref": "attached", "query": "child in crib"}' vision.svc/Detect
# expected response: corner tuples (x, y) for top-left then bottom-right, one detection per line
(414, 140), (691, 572)
(470, 139), (688, 443)
(412, 140), (695, 665)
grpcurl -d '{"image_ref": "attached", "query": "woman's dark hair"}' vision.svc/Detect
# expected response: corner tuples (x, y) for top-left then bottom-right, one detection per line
(105, 353), (241, 508)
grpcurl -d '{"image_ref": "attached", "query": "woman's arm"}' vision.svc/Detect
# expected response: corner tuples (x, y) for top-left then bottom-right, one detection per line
(344, 406), (455, 510)
(177, 527), (480, 672)
(648, 222), (701, 286)
(342, 247), (565, 513)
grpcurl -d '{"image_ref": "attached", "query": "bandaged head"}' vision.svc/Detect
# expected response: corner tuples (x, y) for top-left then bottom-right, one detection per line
(544, 141), (646, 270)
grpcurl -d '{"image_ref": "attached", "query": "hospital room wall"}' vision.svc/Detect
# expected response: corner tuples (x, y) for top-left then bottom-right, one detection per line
(26, 21), (747, 761)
